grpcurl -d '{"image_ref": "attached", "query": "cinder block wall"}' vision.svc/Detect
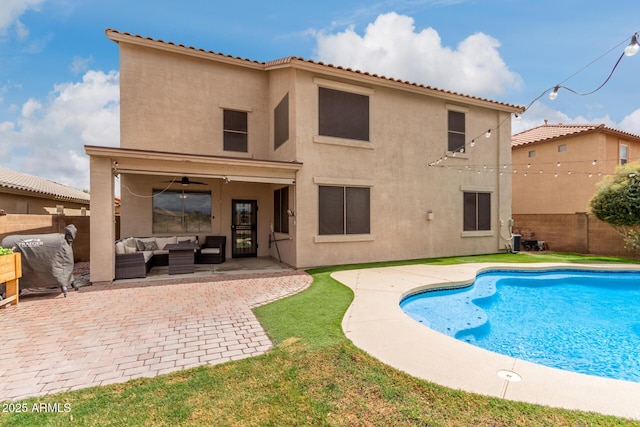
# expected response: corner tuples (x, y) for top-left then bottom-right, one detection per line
(0, 214), (92, 262)
(513, 213), (640, 259)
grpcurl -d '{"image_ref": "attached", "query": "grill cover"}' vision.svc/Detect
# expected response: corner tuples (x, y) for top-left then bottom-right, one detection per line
(1, 224), (77, 296)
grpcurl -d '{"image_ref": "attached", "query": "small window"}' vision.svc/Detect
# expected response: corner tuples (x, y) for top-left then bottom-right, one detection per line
(319, 186), (370, 235)
(273, 187), (289, 234)
(223, 110), (248, 152)
(274, 93), (289, 149)
(528, 150), (536, 158)
(463, 192), (491, 231)
(620, 144), (629, 165)
(448, 110), (465, 152)
(318, 87), (369, 141)
(558, 144), (567, 152)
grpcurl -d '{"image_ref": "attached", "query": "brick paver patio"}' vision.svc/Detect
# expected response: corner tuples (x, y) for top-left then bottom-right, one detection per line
(0, 271), (311, 401)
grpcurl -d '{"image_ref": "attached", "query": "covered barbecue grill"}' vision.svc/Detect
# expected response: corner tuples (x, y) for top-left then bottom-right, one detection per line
(1, 224), (77, 297)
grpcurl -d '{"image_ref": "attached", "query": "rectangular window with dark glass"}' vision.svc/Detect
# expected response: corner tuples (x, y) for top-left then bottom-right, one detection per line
(318, 87), (369, 141)
(319, 186), (370, 235)
(463, 192), (491, 231)
(273, 187), (289, 234)
(448, 110), (465, 152)
(152, 190), (212, 233)
(274, 93), (289, 149)
(224, 109), (248, 152)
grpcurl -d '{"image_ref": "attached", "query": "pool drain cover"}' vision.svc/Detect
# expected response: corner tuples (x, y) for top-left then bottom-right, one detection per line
(497, 370), (521, 382)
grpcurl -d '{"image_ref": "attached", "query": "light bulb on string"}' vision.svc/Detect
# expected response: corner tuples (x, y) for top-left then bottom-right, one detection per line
(549, 85), (559, 100)
(485, 129), (492, 138)
(625, 33), (639, 57)
(470, 139), (476, 148)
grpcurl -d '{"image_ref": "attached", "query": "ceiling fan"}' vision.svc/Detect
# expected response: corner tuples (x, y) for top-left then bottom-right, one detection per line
(162, 176), (207, 186)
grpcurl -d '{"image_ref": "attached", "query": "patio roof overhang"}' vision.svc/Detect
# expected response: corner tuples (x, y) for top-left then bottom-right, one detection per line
(84, 145), (303, 185)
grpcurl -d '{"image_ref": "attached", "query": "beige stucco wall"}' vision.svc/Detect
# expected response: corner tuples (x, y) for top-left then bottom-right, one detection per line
(89, 33), (518, 281)
(512, 132), (640, 215)
(120, 44), (271, 160)
(0, 192), (88, 215)
(291, 70), (513, 268)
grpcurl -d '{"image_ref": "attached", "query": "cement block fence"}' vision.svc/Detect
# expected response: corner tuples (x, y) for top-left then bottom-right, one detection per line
(0, 214), (106, 263)
(1, 213), (635, 263)
(513, 213), (640, 259)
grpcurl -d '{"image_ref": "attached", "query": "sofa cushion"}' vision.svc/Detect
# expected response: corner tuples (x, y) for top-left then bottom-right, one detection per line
(156, 236), (177, 249)
(153, 249), (169, 256)
(123, 237), (138, 250)
(200, 247), (220, 254)
(141, 250), (154, 263)
(115, 241), (126, 255)
(124, 245), (137, 254)
(142, 240), (159, 251)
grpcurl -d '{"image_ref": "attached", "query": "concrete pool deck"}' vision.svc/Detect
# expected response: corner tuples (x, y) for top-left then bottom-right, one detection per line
(333, 262), (640, 420)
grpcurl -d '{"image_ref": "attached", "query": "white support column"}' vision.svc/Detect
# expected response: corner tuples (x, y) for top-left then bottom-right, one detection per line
(90, 156), (116, 284)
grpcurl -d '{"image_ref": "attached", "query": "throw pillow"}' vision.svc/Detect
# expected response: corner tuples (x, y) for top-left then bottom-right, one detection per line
(143, 241), (159, 251)
(124, 245), (137, 254)
(136, 239), (145, 251)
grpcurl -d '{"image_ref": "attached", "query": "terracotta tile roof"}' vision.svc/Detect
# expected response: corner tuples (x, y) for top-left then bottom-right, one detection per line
(0, 166), (90, 205)
(512, 123), (640, 147)
(106, 29), (523, 112)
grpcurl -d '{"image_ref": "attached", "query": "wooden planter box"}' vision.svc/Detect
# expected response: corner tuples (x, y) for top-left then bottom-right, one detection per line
(0, 253), (22, 307)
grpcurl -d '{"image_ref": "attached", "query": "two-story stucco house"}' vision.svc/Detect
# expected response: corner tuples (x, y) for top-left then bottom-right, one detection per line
(512, 121), (640, 215)
(85, 29), (522, 284)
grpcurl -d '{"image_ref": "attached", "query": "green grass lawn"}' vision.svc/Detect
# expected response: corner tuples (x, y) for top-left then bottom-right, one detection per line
(2, 253), (639, 426)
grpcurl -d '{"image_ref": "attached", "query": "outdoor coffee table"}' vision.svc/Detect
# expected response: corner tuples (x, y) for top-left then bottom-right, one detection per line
(165, 243), (197, 275)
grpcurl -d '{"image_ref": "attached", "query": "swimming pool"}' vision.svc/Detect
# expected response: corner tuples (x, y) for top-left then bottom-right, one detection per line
(400, 269), (640, 382)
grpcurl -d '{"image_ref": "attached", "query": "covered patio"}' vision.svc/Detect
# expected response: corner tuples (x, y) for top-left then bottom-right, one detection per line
(85, 145), (302, 285)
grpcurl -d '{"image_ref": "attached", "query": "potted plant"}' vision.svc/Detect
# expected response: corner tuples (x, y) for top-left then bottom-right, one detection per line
(0, 246), (22, 306)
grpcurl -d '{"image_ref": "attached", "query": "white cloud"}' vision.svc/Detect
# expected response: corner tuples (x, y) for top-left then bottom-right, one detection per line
(69, 55), (94, 74)
(620, 109), (640, 136)
(21, 98), (40, 117)
(0, 70), (120, 191)
(512, 102), (640, 137)
(0, 0), (44, 36)
(315, 12), (521, 98)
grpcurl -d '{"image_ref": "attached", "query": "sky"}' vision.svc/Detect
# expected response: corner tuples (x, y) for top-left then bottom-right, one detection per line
(0, 0), (639, 191)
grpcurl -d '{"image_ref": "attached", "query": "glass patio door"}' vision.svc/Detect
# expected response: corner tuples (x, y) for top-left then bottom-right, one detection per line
(231, 200), (257, 257)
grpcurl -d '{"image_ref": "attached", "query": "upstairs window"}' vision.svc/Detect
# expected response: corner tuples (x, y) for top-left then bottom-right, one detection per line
(274, 93), (289, 150)
(223, 109), (248, 152)
(620, 144), (629, 165)
(448, 110), (465, 152)
(463, 192), (491, 231)
(318, 87), (369, 141)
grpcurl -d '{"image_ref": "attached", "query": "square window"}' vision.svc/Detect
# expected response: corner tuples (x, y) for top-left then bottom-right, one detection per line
(528, 150), (536, 157)
(318, 87), (369, 141)
(558, 144), (567, 152)
(319, 186), (370, 235)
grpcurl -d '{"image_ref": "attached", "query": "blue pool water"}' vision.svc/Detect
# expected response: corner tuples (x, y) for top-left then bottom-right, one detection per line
(400, 269), (640, 382)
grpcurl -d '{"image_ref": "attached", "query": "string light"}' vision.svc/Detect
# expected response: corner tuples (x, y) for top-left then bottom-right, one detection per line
(625, 33), (639, 57)
(425, 30), (638, 168)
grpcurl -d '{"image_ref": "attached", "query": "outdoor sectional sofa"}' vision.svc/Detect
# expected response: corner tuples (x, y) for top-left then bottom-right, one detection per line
(114, 235), (225, 280)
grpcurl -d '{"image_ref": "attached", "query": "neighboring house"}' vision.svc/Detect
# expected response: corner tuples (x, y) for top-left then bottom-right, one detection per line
(512, 121), (640, 215)
(0, 165), (90, 215)
(86, 29), (522, 284)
